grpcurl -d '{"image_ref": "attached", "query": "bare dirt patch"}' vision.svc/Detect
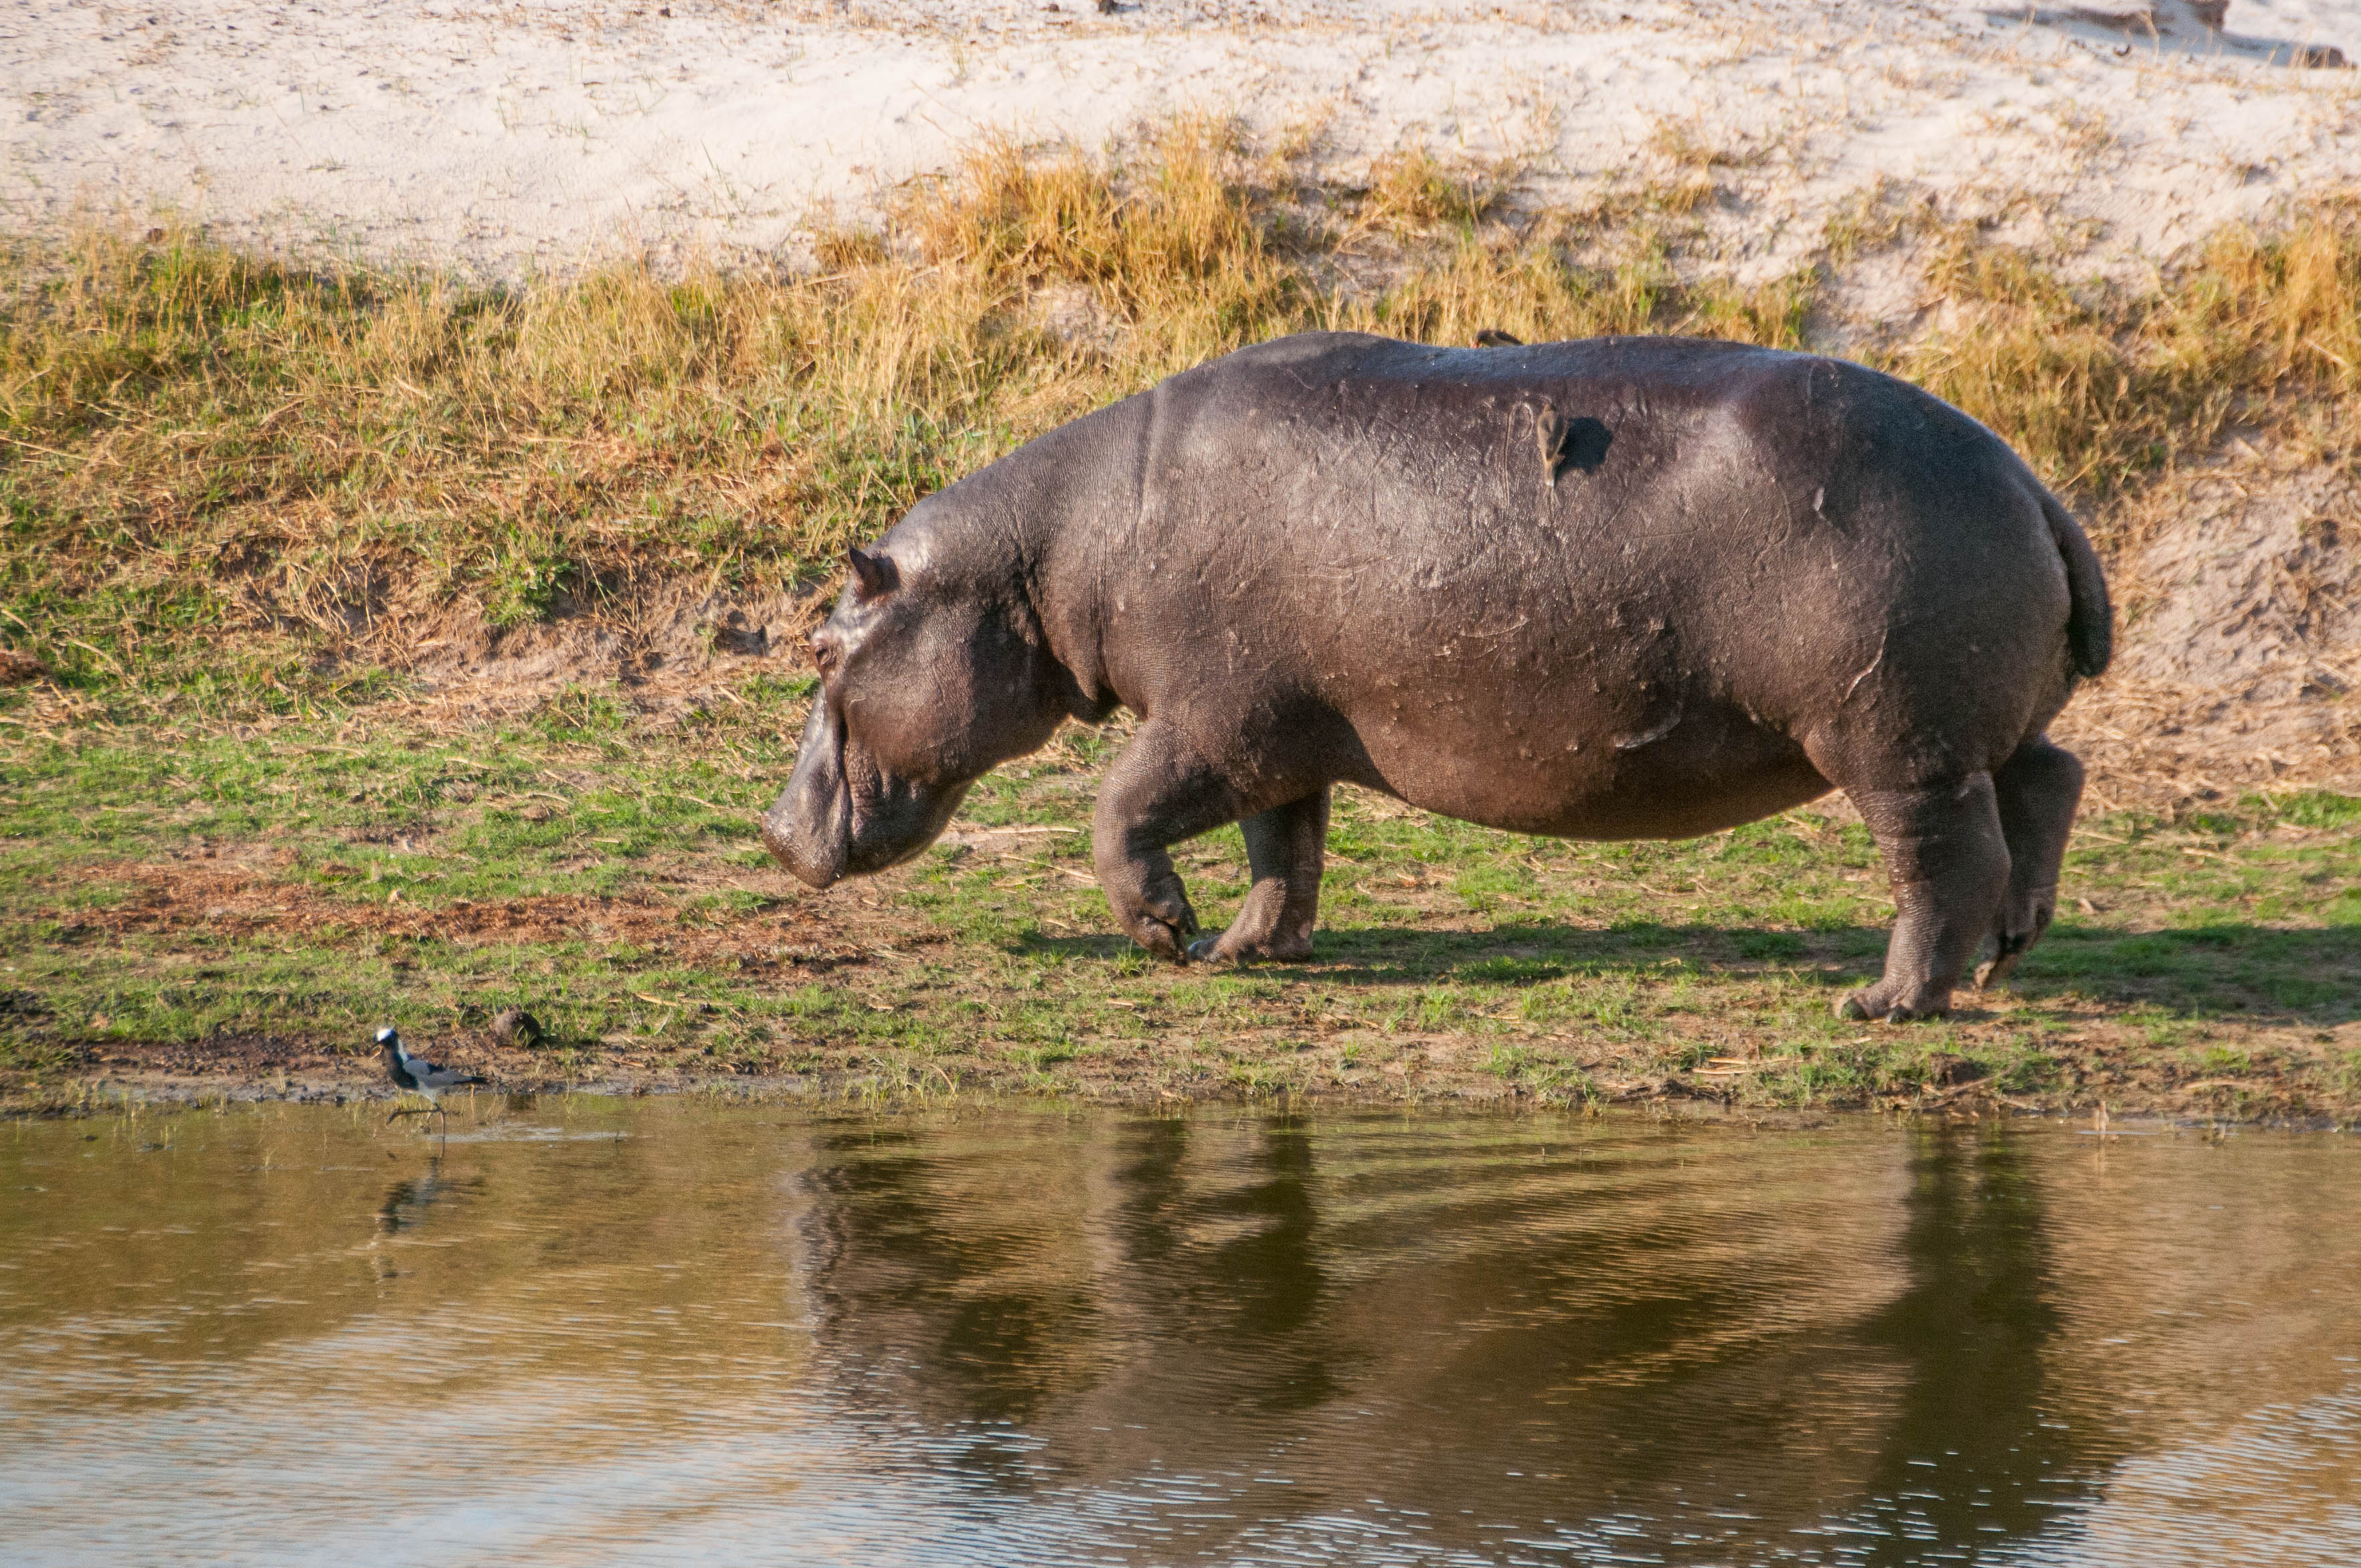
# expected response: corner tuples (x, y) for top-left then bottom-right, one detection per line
(52, 857), (888, 971)
(388, 580), (831, 723)
(2057, 450), (2361, 809)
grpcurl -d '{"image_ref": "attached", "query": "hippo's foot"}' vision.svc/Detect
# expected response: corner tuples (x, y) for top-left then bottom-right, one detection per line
(1187, 927), (1314, 964)
(1180, 794), (1331, 965)
(1976, 739), (2083, 994)
(1835, 982), (1952, 1024)
(1832, 773), (2013, 1027)
(1114, 871), (1201, 962)
(1094, 731), (1331, 967)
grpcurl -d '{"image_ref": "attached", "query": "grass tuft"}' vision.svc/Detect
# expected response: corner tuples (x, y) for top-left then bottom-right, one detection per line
(1355, 146), (1514, 235)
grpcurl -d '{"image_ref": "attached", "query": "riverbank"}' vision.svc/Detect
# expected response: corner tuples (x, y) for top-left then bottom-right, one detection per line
(5, 56), (2359, 1120)
(4, 701), (2355, 1121)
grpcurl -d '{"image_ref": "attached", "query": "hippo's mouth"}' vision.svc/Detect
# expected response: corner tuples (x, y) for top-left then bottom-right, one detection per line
(764, 697), (853, 889)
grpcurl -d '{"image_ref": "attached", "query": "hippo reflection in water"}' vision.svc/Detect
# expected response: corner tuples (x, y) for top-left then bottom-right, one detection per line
(762, 333), (2111, 1022)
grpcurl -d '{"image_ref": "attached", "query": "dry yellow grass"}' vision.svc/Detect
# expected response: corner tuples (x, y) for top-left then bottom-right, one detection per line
(1352, 145), (1515, 234)
(1899, 206), (2361, 505)
(1, 121), (2356, 718)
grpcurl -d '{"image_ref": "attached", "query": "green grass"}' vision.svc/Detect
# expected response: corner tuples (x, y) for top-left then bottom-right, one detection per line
(4, 709), (2356, 1115)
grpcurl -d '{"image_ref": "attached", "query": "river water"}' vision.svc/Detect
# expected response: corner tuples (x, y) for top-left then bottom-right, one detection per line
(3, 1104), (2358, 1565)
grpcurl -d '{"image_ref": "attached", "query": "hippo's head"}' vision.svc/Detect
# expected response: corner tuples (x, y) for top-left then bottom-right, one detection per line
(763, 544), (1067, 889)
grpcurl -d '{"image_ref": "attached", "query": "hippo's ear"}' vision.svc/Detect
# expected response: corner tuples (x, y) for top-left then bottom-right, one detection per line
(847, 548), (897, 602)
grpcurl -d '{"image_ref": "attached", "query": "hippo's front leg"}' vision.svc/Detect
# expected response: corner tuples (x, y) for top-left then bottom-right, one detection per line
(1188, 789), (1329, 963)
(1091, 721), (1251, 962)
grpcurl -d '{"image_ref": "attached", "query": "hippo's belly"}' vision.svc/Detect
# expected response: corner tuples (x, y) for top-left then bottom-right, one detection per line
(1341, 689), (1834, 841)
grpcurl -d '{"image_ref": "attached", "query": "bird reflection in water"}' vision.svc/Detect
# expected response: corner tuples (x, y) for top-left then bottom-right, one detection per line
(375, 1159), (487, 1235)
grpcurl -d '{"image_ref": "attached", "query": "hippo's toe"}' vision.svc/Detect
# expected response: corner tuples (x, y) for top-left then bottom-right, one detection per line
(1972, 950), (2024, 991)
(1128, 912), (1196, 962)
(1836, 986), (1951, 1024)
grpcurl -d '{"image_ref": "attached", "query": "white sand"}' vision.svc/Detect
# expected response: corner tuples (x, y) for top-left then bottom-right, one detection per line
(5, 1), (2358, 276)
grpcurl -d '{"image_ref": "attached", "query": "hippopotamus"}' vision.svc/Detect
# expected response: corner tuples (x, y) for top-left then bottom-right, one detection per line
(763, 332), (2111, 1021)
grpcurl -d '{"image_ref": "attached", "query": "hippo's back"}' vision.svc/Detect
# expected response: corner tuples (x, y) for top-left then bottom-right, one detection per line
(1144, 331), (2043, 617)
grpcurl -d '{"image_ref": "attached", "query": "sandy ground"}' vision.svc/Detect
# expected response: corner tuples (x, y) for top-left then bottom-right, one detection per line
(5, 1), (2359, 276)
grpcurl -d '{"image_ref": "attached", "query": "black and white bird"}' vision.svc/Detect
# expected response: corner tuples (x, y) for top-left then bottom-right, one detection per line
(378, 1027), (487, 1124)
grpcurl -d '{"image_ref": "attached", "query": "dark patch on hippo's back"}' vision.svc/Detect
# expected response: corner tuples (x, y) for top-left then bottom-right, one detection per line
(1526, 407), (1613, 487)
(1561, 417), (1612, 474)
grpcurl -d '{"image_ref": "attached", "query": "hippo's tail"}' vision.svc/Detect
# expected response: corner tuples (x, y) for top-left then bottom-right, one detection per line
(2040, 490), (2113, 680)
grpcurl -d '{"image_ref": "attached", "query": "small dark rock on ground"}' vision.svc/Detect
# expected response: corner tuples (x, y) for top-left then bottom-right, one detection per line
(489, 1008), (546, 1048)
(1924, 1052), (1990, 1087)
(0, 648), (50, 685)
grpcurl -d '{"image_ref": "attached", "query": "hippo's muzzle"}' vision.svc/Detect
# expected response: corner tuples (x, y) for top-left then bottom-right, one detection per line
(763, 693), (974, 887)
(764, 697), (853, 889)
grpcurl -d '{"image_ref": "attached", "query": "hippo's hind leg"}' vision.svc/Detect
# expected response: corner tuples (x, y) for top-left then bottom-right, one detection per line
(1976, 737), (2085, 991)
(1189, 788), (1330, 964)
(1839, 774), (2012, 1022)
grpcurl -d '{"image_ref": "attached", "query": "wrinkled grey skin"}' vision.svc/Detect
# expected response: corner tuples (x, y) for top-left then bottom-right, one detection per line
(765, 333), (2112, 1021)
